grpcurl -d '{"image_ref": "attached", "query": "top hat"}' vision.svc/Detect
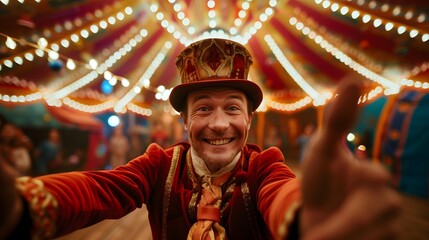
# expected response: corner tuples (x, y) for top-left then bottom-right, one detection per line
(169, 38), (263, 112)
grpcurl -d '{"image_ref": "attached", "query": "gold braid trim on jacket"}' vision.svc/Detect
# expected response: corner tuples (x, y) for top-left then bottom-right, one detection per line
(16, 176), (59, 240)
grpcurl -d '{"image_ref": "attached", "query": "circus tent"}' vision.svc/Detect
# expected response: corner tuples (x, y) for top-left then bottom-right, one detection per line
(1, 0), (428, 148)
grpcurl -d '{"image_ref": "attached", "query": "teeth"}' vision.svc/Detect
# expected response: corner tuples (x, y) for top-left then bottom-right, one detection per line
(209, 139), (230, 145)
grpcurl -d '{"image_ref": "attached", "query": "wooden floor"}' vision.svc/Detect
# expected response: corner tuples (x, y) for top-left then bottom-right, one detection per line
(56, 206), (152, 240)
(398, 194), (429, 240)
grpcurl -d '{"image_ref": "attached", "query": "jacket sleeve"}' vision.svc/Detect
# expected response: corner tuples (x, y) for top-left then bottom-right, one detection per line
(15, 143), (174, 239)
(247, 146), (301, 240)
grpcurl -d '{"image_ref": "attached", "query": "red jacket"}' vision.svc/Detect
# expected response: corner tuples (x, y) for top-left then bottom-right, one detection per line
(17, 142), (301, 239)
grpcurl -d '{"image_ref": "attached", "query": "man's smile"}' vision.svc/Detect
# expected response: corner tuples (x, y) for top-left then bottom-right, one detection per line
(205, 138), (234, 145)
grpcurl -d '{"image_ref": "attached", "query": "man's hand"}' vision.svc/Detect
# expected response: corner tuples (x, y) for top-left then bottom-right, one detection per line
(300, 80), (401, 239)
(0, 152), (23, 239)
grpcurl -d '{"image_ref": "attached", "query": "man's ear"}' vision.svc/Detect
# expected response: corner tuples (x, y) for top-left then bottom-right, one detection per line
(180, 112), (188, 131)
(247, 112), (254, 130)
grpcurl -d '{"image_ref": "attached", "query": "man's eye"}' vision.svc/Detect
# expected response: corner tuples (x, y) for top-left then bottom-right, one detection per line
(228, 106), (239, 111)
(197, 107), (209, 111)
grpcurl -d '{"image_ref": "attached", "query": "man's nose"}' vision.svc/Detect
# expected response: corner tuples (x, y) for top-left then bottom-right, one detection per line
(208, 109), (230, 131)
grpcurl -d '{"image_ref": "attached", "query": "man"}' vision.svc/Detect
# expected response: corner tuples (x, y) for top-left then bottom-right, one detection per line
(0, 38), (400, 239)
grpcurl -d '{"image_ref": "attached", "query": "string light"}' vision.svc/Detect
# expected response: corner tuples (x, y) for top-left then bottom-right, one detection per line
(45, 27), (150, 101)
(62, 97), (116, 113)
(314, 0), (429, 43)
(288, 16), (401, 93)
(150, 1), (279, 45)
(294, 4), (428, 91)
(150, 3), (190, 45)
(267, 96), (313, 112)
(127, 102), (153, 116)
(5, 37), (16, 49)
(264, 34), (325, 105)
(0, 4), (134, 72)
(207, 0), (217, 29)
(1, 25), (172, 115)
(2, 1), (427, 116)
(114, 41), (173, 113)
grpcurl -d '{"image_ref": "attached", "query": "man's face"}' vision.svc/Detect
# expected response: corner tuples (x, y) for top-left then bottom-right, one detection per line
(182, 87), (254, 173)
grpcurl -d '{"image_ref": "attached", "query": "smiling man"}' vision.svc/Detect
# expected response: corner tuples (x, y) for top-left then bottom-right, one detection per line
(184, 88), (253, 174)
(1, 38), (400, 240)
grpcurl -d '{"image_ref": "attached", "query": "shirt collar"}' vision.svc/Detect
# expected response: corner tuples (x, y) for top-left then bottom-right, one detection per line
(191, 147), (241, 178)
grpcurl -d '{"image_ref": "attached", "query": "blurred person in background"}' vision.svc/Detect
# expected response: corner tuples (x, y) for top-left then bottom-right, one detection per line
(34, 128), (62, 175)
(150, 119), (170, 148)
(0, 123), (32, 176)
(108, 125), (130, 169)
(263, 124), (282, 150)
(295, 124), (315, 163)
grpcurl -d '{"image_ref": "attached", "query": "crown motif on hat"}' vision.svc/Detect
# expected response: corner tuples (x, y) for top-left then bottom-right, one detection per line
(169, 38), (262, 112)
(175, 38), (253, 84)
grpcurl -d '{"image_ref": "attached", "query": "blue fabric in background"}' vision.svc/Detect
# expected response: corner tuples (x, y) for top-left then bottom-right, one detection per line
(378, 90), (429, 198)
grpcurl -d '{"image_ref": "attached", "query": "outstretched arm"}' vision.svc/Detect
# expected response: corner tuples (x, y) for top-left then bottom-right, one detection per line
(300, 80), (401, 239)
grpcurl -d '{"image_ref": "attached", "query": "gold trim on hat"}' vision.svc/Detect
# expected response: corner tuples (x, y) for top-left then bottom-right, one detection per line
(176, 38), (253, 84)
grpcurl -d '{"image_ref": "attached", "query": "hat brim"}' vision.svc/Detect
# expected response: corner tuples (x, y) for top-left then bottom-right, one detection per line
(169, 79), (263, 112)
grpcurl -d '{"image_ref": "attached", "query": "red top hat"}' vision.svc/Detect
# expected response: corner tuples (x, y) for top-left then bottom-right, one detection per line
(169, 38), (263, 112)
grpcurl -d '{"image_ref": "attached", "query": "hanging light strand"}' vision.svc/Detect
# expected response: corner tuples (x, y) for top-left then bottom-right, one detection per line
(45, 27), (150, 104)
(0, 4), (135, 73)
(287, 14), (401, 94)
(264, 34), (325, 105)
(113, 41), (173, 113)
(313, 0), (429, 43)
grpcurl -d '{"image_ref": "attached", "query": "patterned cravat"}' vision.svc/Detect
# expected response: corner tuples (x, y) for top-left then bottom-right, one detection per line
(187, 173), (230, 240)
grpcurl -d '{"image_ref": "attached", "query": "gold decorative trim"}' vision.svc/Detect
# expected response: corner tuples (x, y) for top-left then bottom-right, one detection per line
(176, 38), (252, 83)
(186, 150), (197, 186)
(16, 176), (59, 239)
(188, 190), (199, 222)
(220, 182), (235, 215)
(161, 146), (181, 240)
(186, 150), (199, 221)
(277, 201), (301, 239)
(241, 182), (263, 239)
